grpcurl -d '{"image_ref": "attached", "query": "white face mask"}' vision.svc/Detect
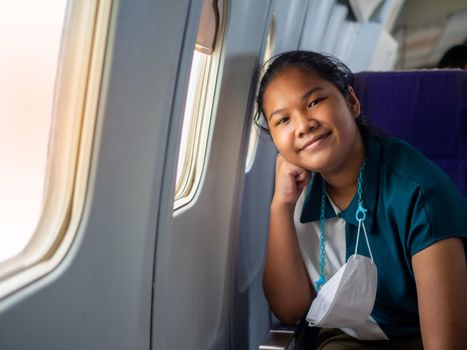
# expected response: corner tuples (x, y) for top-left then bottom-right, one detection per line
(306, 218), (377, 328)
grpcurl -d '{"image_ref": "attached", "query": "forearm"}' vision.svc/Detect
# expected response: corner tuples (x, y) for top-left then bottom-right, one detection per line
(263, 201), (314, 324)
(414, 238), (467, 350)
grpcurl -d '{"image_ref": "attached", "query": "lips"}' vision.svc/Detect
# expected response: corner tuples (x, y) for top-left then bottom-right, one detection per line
(300, 131), (331, 151)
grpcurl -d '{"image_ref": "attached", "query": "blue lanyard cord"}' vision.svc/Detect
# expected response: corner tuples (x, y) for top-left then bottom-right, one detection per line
(315, 159), (367, 291)
(316, 181), (327, 291)
(356, 159), (367, 222)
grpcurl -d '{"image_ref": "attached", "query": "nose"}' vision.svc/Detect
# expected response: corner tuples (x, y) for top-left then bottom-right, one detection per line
(295, 111), (318, 138)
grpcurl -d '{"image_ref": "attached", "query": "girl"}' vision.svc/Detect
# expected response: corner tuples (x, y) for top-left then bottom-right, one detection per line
(256, 51), (467, 349)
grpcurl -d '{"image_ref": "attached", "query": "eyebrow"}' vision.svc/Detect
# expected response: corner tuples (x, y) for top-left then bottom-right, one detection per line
(268, 86), (324, 121)
(302, 86), (323, 101)
(269, 108), (286, 121)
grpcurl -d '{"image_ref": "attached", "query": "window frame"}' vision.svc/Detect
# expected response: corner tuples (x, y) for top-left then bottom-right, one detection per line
(174, 0), (226, 210)
(245, 15), (276, 172)
(0, 0), (113, 300)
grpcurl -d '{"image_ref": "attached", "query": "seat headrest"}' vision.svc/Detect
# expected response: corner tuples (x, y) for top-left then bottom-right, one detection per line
(353, 70), (467, 196)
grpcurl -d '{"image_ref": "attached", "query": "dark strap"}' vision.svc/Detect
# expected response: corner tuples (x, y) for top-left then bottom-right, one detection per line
(294, 318), (319, 350)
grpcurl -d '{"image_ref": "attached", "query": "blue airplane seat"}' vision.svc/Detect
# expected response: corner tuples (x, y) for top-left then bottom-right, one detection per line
(353, 69), (467, 197)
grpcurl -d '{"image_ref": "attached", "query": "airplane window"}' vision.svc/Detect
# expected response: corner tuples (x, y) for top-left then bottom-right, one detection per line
(0, 1), (112, 298)
(0, 1), (68, 262)
(175, 51), (209, 201)
(245, 16), (276, 172)
(174, 0), (224, 208)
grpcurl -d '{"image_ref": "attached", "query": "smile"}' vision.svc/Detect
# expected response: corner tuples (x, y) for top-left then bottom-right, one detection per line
(300, 131), (332, 151)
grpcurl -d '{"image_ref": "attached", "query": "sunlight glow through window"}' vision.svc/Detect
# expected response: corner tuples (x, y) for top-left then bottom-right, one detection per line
(0, 0), (68, 262)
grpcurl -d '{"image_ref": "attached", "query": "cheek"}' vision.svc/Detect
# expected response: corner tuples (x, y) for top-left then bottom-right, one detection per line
(270, 131), (282, 150)
(338, 119), (359, 145)
(331, 109), (358, 134)
(271, 129), (292, 152)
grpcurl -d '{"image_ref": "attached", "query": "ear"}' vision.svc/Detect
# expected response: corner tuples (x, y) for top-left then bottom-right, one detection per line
(346, 86), (361, 118)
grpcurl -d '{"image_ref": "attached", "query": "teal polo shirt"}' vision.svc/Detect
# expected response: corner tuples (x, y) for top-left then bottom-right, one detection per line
(299, 131), (467, 339)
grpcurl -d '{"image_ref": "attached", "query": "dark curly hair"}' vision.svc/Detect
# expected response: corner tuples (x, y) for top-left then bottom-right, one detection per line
(254, 50), (369, 133)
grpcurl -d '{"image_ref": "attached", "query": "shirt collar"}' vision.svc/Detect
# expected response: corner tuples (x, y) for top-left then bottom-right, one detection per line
(300, 131), (381, 232)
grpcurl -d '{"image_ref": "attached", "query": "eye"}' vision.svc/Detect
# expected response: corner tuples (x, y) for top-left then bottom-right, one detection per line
(307, 97), (325, 108)
(276, 116), (289, 126)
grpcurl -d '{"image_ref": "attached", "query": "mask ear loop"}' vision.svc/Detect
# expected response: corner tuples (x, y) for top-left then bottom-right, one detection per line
(354, 205), (374, 262)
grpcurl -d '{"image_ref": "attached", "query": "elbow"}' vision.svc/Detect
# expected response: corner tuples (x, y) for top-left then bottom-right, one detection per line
(267, 295), (311, 325)
(262, 272), (313, 325)
(264, 288), (310, 325)
(274, 311), (303, 326)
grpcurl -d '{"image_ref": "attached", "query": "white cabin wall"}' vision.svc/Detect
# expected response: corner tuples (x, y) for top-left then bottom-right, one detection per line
(0, 1), (200, 349)
(153, 0), (275, 349)
(300, 0), (404, 72)
(300, 0), (336, 52)
(233, 1), (312, 349)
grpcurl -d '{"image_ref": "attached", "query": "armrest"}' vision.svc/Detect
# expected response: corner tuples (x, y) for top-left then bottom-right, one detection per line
(258, 325), (296, 350)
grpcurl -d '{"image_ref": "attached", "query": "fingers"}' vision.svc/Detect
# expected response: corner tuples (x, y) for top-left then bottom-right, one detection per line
(295, 167), (310, 183)
(296, 171), (310, 192)
(273, 154), (310, 205)
(276, 154), (309, 181)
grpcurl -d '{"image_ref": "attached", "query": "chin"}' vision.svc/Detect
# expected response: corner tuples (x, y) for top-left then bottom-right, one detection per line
(299, 154), (334, 173)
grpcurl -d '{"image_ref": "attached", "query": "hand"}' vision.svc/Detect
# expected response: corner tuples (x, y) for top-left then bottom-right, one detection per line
(272, 154), (310, 207)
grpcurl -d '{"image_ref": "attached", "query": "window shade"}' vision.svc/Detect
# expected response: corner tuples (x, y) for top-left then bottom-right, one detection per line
(195, 0), (219, 54)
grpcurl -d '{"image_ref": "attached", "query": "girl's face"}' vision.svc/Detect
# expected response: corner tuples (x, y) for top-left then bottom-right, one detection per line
(262, 66), (362, 173)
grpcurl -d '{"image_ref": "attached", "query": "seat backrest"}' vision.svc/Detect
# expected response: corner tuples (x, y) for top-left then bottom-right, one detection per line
(353, 70), (467, 197)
